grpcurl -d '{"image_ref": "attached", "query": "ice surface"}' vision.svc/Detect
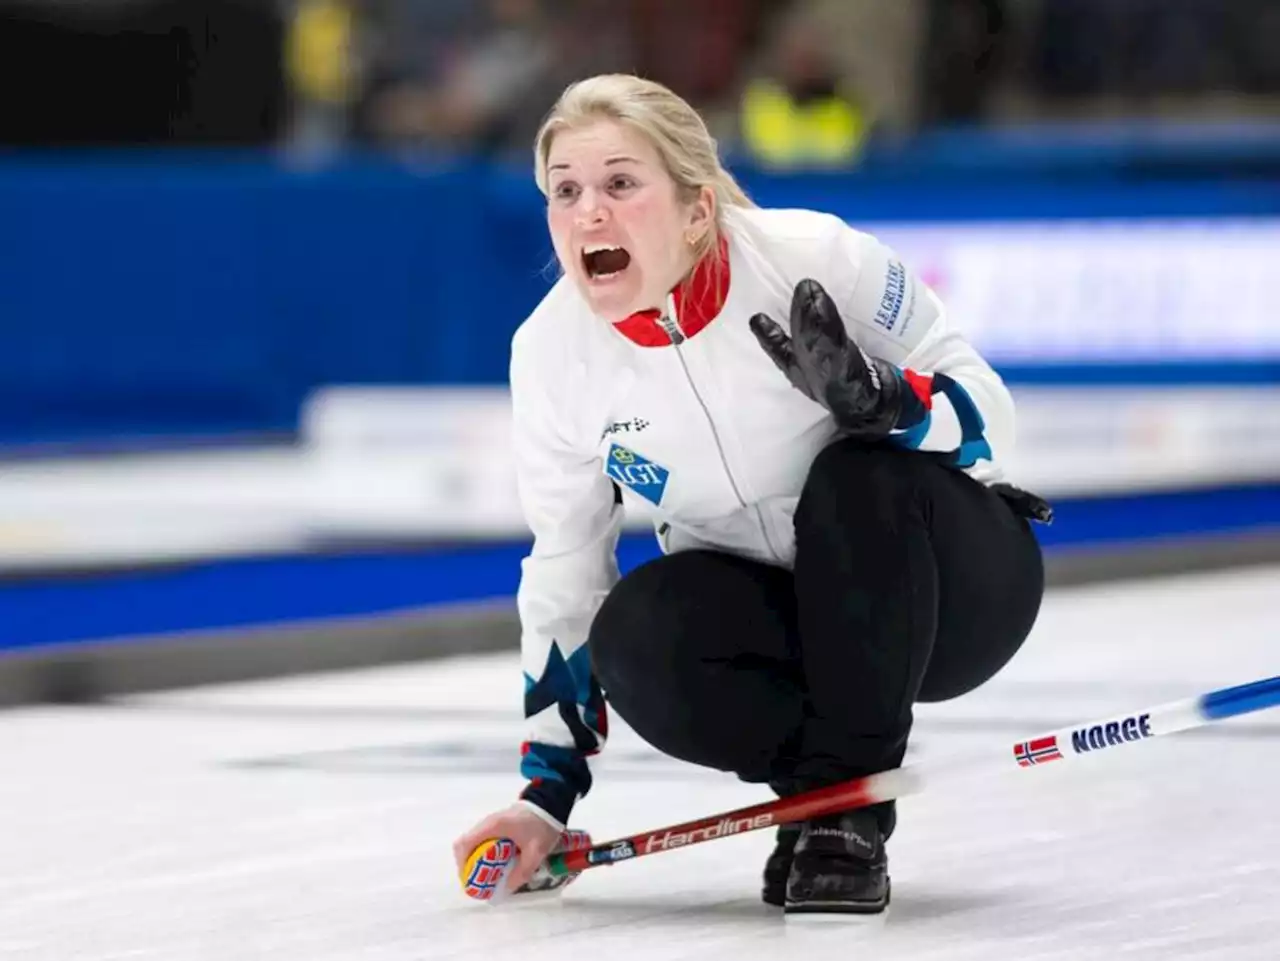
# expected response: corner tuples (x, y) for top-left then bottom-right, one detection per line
(2, 566), (1278, 960)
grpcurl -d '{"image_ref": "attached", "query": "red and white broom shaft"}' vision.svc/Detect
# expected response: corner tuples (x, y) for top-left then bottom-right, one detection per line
(540, 674), (1280, 880)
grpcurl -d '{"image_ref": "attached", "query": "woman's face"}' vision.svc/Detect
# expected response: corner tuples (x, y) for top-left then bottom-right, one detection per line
(544, 119), (711, 321)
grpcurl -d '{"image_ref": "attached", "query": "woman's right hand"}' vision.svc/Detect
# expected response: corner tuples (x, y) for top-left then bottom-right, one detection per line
(453, 803), (564, 894)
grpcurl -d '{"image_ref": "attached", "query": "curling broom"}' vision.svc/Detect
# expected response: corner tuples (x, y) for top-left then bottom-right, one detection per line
(461, 674), (1280, 900)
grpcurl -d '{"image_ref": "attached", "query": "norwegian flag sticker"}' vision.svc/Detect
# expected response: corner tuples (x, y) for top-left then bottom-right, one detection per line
(1014, 736), (1063, 768)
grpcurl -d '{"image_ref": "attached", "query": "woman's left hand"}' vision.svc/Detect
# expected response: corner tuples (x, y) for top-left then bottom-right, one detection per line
(750, 278), (904, 439)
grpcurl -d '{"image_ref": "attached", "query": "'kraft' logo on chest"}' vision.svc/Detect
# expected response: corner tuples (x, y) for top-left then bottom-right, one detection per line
(601, 417), (649, 440)
(604, 444), (670, 506)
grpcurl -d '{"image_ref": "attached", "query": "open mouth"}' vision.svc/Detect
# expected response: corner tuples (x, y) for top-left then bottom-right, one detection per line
(582, 245), (631, 281)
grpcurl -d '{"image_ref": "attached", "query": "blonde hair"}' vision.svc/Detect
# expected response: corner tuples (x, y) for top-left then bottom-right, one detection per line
(534, 74), (755, 266)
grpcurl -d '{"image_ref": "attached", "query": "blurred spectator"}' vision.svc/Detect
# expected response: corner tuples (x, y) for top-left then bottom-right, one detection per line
(628, 0), (772, 109)
(355, 0), (637, 158)
(788, 0), (927, 136)
(288, 0), (357, 106)
(1228, 0), (1280, 96)
(285, 0), (359, 149)
(790, 0), (1008, 134)
(1028, 0), (1280, 117)
(916, 0), (1010, 126)
(478, 0), (638, 157)
(737, 13), (869, 170)
(357, 0), (551, 150)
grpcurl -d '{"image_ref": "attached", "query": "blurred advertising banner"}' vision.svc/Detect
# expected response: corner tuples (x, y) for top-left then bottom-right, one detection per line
(866, 219), (1280, 363)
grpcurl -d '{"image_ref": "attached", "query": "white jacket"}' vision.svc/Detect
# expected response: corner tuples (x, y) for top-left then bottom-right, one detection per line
(509, 205), (1015, 824)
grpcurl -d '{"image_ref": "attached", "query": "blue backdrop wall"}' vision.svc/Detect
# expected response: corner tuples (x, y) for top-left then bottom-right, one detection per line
(3, 142), (1279, 447)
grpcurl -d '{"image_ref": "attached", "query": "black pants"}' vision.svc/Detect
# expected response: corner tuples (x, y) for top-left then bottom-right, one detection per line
(589, 440), (1045, 830)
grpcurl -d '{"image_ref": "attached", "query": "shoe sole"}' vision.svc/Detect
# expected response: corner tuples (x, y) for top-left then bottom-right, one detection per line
(783, 880), (890, 920)
(783, 903), (890, 927)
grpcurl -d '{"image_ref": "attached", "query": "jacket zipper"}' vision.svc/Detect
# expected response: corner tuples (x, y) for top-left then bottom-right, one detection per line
(658, 301), (783, 563)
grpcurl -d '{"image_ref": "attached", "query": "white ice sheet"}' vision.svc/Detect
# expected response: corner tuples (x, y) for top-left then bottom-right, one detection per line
(2, 566), (1278, 960)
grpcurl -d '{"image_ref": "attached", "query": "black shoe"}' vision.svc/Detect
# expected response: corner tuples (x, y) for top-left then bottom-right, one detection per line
(761, 822), (801, 906)
(784, 809), (890, 916)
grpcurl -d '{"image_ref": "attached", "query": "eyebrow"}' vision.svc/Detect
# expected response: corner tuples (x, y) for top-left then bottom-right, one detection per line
(547, 155), (643, 172)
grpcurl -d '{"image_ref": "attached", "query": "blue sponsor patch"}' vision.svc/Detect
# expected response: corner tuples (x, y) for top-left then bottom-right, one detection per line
(873, 260), (907, 332)
(586, 841), (636, 865)
(604, 443), (670, 506)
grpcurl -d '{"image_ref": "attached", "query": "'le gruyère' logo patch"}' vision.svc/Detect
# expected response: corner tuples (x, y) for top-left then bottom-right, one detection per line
(604, 443), (670, 506)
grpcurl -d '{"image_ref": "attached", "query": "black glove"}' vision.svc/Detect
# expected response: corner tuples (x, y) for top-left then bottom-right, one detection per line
(750, 278), (904, 439)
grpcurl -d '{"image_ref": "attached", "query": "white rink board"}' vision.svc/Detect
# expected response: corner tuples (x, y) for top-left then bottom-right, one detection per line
(298, 384), (1280, 536)
(1, 565), (1278, 960)
(5, 384), (1279, 570)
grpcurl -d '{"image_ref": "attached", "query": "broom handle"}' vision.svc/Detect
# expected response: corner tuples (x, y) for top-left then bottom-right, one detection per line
(540, 675), (1280, 878)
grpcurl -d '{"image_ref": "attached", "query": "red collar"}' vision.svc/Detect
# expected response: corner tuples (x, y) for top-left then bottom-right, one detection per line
(611, 236), (731, 347)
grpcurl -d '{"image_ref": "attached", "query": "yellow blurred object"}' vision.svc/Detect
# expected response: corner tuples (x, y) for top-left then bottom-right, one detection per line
(286, 0), (355, 105)
(739, 79), (868, 169)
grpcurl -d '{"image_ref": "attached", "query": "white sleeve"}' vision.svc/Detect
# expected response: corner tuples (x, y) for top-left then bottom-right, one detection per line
(509, 330), (622, 822)
(835, 229), (1016, 472)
